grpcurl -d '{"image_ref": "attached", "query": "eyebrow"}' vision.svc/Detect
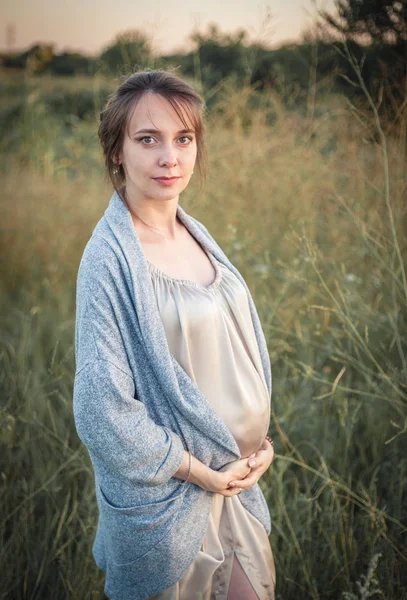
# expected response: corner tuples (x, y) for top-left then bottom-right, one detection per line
(133, 128), (195, 135)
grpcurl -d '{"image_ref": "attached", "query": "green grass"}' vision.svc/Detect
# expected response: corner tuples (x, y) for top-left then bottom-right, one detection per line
(0, 66), (406, 599)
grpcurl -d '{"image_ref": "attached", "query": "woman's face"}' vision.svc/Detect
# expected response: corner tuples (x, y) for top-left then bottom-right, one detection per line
(118, 92), (197, 204)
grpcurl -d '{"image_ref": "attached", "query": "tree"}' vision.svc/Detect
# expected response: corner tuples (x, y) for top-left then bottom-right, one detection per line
(188, 22), (251, 90)
(319, 1), (407, 127)
(320, 0), (407, 45)
(100, 29), (154, 75)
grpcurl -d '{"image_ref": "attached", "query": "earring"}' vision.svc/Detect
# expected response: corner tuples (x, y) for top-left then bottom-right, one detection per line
(113, 165), (120, 176)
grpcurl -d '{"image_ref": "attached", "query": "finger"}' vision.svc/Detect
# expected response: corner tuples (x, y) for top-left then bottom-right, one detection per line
(230, 464), (262, 486)
(229, 475), (258, 490)
(227, 477), (247, 488)
(247, 451), (259, 464)
(226, 486), (245, 497)
(218, 488), (242, 497)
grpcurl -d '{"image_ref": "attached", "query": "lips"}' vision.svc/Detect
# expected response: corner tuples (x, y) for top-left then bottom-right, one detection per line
(153, 176), (181, 187)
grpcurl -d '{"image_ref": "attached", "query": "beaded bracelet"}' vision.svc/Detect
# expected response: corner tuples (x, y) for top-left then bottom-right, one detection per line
(265, 435), (274, 446)
(179, 450), (192, 484)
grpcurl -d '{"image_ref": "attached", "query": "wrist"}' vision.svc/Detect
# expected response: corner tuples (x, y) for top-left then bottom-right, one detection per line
(188, 455), (214, 490)
(173, 451), (213, 490)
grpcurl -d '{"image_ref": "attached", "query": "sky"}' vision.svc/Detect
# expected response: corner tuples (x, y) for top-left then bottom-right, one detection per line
(2, 0), (337, 56)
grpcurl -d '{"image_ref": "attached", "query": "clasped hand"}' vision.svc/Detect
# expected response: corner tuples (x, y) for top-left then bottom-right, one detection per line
(212, 439), (275, 497)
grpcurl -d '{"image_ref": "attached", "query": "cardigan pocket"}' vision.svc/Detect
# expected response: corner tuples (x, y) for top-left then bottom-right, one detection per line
(96, 481), (189, 566)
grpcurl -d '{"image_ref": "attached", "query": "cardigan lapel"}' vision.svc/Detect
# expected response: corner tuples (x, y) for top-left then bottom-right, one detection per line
(103, 191), (270, 460)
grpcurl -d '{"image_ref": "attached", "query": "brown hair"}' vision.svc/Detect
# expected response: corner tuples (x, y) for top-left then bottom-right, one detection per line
(98, 69), (208, 203)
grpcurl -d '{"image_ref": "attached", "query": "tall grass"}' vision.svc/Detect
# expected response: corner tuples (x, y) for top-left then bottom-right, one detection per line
(1, 49), (406, 599)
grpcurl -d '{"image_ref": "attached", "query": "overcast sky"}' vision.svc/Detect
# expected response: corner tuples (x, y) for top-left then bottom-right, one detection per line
(2, 0), (336, 56)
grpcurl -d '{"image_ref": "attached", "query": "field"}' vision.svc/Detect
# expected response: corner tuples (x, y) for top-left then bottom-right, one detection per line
(1, 66), (406, 599)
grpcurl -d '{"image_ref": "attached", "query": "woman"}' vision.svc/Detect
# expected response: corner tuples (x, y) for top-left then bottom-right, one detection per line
(73, 70), (276, 600)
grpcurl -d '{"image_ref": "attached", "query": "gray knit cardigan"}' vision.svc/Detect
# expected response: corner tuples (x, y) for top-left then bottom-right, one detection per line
(73, 190), (273, 600)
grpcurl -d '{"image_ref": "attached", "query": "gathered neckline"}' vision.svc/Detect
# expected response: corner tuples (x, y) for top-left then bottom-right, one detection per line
(146, 249), (223, 292)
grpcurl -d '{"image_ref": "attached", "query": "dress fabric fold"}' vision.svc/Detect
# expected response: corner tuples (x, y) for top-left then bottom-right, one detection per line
(145, 248), (276, 600)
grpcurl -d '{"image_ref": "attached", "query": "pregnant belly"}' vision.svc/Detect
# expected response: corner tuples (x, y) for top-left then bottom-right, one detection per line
(232, 407), (270, 457)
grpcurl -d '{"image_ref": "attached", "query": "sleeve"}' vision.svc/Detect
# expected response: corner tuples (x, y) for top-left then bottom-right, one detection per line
(72, 236), (186, 487)
(73, 359), (186, 486)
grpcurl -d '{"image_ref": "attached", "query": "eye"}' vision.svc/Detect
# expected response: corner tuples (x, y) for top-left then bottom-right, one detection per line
(137, 135), (194, 145)
(139, 136), (155, 145)
(179, 136), (193, 144)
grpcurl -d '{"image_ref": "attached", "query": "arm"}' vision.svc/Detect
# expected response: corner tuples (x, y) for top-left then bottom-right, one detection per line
(73, 358), (186, 486)
(172, 450), (259, 495)
(173, 451), (214, 490)
(73, 237), (186, 487)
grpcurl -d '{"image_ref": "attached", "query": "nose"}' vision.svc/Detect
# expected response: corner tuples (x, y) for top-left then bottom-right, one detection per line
(159, 142), (178, 168)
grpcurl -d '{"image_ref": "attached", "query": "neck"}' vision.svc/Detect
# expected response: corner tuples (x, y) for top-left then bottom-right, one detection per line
(123, 187), (181, 239)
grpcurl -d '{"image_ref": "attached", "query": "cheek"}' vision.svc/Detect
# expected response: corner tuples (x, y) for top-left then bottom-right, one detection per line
(184, 147), (197, 165)
(126, 149), (153, 174)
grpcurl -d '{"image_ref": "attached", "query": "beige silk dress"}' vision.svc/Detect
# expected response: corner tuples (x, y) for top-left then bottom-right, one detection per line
(146, 247), (276, 600)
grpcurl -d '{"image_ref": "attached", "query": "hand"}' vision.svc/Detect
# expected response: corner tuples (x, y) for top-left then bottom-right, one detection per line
(205, 456), (256, 495)
(217, 438), (275, 497)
